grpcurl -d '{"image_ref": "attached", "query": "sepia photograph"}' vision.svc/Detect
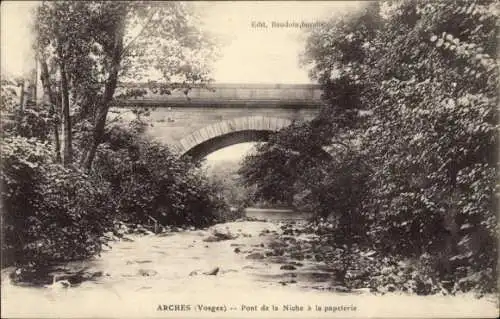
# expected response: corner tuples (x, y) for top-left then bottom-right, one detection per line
(0, 1), (499, 318)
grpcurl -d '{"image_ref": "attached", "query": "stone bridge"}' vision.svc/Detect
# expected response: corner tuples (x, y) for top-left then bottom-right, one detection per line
(114, 83), (323, 160)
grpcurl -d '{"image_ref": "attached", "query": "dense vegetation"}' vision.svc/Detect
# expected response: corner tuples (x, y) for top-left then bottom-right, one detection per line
(204, 160), (255, 209)
(239, 0), (498, 294)
(94, 125), (228, 228)
(0, 1), (226, 281)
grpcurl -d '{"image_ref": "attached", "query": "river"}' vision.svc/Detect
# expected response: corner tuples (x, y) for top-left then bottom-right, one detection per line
(1, 209), (498, 318)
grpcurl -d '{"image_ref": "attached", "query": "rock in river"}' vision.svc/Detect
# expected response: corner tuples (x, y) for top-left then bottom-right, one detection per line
(203, 267), (220, 276)
(280, 264), (297, 271)
(246, 252), (265, 260)
(352, 287), (372, 294)
(289, 261), (304, 267)
(138, 269), (158, 277)
(203, 228), (238, 242)
(330, 285), (350, 293)
(290, 252), (305, 260)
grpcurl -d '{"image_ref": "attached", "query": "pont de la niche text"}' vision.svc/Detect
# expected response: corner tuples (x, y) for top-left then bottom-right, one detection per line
(241, 304), (305, 311)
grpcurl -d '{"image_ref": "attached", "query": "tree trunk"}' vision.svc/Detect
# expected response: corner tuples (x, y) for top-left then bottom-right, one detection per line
(40, 59), (62, 163)
(32, 64), (37, 103)
(82, 25), (124, 171)
(18, 80), (25, 112)
(60, 61), (73, 165)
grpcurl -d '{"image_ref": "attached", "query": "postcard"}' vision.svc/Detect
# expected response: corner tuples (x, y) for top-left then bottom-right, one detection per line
(1, 1), (498, 318)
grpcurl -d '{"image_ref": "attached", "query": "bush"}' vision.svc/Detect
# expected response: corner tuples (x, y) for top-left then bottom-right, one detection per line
(2, 106), (54, 140)
(1, 136), (114, 271)
(93, 125), (228, 228)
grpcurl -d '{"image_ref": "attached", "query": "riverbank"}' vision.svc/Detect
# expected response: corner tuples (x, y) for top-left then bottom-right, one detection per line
(2, 220), (498, 318)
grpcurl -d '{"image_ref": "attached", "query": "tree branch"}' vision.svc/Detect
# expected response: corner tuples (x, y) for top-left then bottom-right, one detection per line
(104, 109), (135, 128)
(120, 9), (157, 59)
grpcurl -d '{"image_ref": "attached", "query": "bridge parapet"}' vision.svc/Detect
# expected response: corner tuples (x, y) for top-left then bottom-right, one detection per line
(115, 83), (323, 108)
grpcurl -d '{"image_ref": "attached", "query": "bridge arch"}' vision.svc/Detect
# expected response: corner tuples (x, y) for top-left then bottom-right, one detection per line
(175, 116), (292, 161)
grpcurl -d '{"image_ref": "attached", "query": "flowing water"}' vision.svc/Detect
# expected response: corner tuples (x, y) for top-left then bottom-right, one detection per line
(244, 207), (313, 221)
(1, 209), (498, 318)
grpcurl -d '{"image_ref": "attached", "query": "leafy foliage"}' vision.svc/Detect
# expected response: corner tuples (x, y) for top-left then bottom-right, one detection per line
(93, 125), (228, 228)
(3, 106), (54, 140)
(239, 121), (332, 206)
(240, 0), (498, 293)
(0, 136), (113, 270)
(0, 79), (20, 113)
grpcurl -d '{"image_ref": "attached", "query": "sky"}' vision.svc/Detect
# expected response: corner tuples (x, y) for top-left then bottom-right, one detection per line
(1, 1), (38, 78)
(1, 1), (363, 162)
(198, 1), (363, 84)
(1, 1), (363, 81)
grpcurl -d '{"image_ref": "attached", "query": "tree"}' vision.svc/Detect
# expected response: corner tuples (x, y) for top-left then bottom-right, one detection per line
(303, 0), (497, 246)
(34, 1), (96, 165)
(238, 120), (332, 207)
(33, 1), (218, 170)
(241, 0), (498, 291)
